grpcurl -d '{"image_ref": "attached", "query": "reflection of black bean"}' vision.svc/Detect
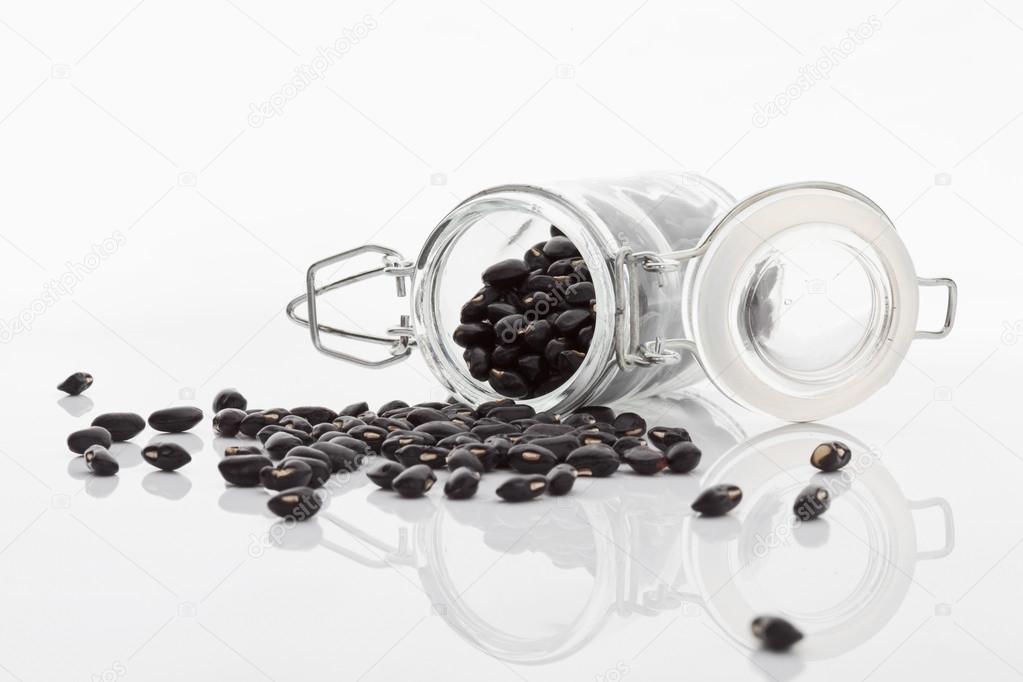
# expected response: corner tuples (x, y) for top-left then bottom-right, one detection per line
(751, 616), (803, 651)
(793, 485), (830, 520)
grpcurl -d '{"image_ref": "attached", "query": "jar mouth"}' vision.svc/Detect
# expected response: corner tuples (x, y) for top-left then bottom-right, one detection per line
(412, 185), (619, 413)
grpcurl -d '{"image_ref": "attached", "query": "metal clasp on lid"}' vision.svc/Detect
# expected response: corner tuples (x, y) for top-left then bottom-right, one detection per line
(286, 244), (415, 368)
(914, 277), (957, 340)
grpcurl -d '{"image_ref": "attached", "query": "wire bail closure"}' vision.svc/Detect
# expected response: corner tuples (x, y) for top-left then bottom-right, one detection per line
(286, 244), (415, 368)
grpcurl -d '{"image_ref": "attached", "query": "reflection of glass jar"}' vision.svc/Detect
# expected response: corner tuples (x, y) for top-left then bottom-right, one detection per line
(289, 174), (956, 420)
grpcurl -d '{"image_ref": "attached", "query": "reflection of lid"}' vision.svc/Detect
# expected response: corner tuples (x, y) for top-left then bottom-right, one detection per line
(689, 183), (918, 422)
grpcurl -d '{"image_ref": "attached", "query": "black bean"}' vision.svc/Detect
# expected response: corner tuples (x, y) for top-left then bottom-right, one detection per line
(436, 433), (481, 450)
(565, 281), (595, 305)
(558, 350), (586, 375)
(282, 445), (331, 469)
(382, 431), (436, 459)
(691, 484), (742, 516)
(257, 425), (313, 445)
(810, 441), (851, 472)
(141, 442), (192, 471)
(666, 442), (701, 473)
(212, 388), (247, 412)
(577, 430), (617, 447)
(314, 430), (349, 444)
(446, 448), (485, 474)
(260, 459), (312, 491)
(560, 413), (595, 428)
(57, 372), (93, 396)
(566, 444), (619, 477)
(554, 308), (591, 336)
(311, 441), (363, 473)
(521, 273), (557, 293)
(545, 463), (577, 495)
(264, 431), (305, 461)
(613, 436), (646, 458)
(647, 426), (691, 452)
(474, 399), (514, 417)
(282, 456), (330, 488)
(521, 423), (574, 438)
(546, 257), (576, 276)
(489, 369), (529, 398)
(522, 319), (553, 352)
(612, 412), (646, 438)
(444, 467), (481, 500)
(84, 445), (118, 476)
(392, 464), (436, 498)
(314, 422), (347, 439)
(482, 258), (530, 288)
(576, 326), (594, 350)
(461, 442), (502, 471)
(413, 421), (467, 440)
(91, 412), (145, 441)
(406, 407), (449, 425)
(370, 416), (412, 433)
(224, 445), (262, 456)
(68, 426), (113, 454)
(336, 401), (367, 418)
(378, 399), (410, 415)
(267, 487), (321, 520)
(289, 406), (337, 426)
(367, 460), (405, 490)
(396, 444), (449, 469)
(348, 424), (389, 453)
(496, 475), (547, 502)
(263, 407), (292, 420)
(327, 435), (372, 456)
(623, 446), (668, 475)
(793, 485), (830, 520)
(524, 242), (551, 270)
(751, 616), (803, 652)
(522, 291), (554, 315)
(277, 414), (312, 433)
(526, 434), (580, 460)
(485, 404), (534, 422)
(508, 443), (559, 474)
(148, 406), (203, 433)
(466, 346), (491, 380)
(574, 405), (613, 424)
(492, 314), (524, 346)
(490, 344), (522, 369)
(240, 411), (282, 437)
(218, 454), (272, 487)
(213, 408), (247, 437)
(516, 354), (545, 382)
(471, 421), (520, 440)
(544, 337), (569, 366)
(542, 236), (579, 260)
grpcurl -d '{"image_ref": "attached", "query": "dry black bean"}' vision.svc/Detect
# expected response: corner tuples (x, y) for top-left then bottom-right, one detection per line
(141, 442), (192, 471)
(453, 322), (494, 348)
(461, 442), (502, 471)
(257, 425), (313, 445)
(471, 421), (520, 440)
(508, 443), (559, 474)
(92, 412), (145, 441)
(396, 444), (449, 469)
(578, 430), (617, 447)
(522, 423), (574, 438)
(311, 441), (362, 473)
(566, 444), (620, 477)
(810, 441), (851, 472)
(561, 412), (596, 428)
(691, 484), (742, 516)
(542, 236), (579, 260)
(392, 464), (436, 498)
(524, 242), (550, 270)
(347, 424), (389, 453)
(490, 344), (522, 369)
(613, 436), (646, 458)
(339, 401), (369, 417)
(554, 308), (591, 335)
(623, 447), (668, 475)
(330, 416), (365, 433)
(413, 421), (467, 440)
(546, 258), (576, 277)
(260, 459), (312, 491)
(444, 467), (481, 500)
(278, 414), (312, 433)
(527, 434), (580, 460)
(382, 431), (436, 459)
(367, 460), (405, 490)
(577, 405), (615, 424)
(522, 273), (556, 293)
(378, 399), (409, 415)
(466, 346), (490, 380)
(487, 404), (535, 422)
(282, 445), (331, 469)
(218, 454), (272, 487)
(68, 426), (112, 455)
(493, 314), (525, 345)
(224, 445), (262, 456)
(213, 408), (247, 437)
(475, 399), (514, 417)
(666, 442), (701, 473)
(264, 431), (305, 461)
(282, 456), (329, 488)
(327, 435), (372, 456)
(517, 354), (545, 382)
(312, 422), (343, 440)
(496, 475), (547, 502)
(576, 326), (593, 349)
(148, 406), (203, 433)
(565, 281), (595, 305)
(57, 371), (93, 396)
(545, 463), (577, 495)
(557, 350), (586, 375)
(482, 258), (530, 288)
(84, 445), (118, 476)
(488, 369), (529, 399)
(751, 616), (803, 651)
(522, 291), (554, 315)
(240, 411), (281, 437)
(289, 406), (337, 426)
(446, 448), (485, 474)
(647, 426), (691, 452)
(212, 388), (247, 412)
(369, 417), (411, 433)
(406, 407), (448, 425)
(461, 286), (499, 322)
(486, 302), (519, 321)
(267, 487), (321, 520)
(544, 338), (569, 366)
(436, 433), (481, 450)
(612, 412), (647, 438)
(793, 485), (830, 520)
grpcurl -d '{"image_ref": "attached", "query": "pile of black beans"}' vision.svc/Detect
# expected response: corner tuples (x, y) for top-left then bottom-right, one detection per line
(452, 225), (596, 399)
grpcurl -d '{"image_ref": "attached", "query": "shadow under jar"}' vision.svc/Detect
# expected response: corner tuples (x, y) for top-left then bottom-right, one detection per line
(288, 173), (956, 422)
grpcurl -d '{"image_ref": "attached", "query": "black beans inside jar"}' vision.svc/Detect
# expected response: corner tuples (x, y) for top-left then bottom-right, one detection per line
(453, 226), (595, 399)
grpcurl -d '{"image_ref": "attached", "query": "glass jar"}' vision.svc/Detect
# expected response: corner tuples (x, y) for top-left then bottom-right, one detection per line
(287, 172), (956, 422)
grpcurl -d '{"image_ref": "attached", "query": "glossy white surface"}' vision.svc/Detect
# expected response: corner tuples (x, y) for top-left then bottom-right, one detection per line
(1, 0), (1021, 679)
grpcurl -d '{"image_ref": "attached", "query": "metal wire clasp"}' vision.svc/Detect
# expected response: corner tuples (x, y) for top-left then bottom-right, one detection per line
(286, 244), (416, 368)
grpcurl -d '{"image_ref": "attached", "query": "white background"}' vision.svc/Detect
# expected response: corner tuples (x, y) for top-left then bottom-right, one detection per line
(1, 0), (1021, 680)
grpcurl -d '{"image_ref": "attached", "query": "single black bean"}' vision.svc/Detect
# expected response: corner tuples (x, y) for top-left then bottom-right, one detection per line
(396, 444), (449, 469)
(554, 308), (591, 335)
(666, 442), (701, 473)
(218, 454), (272, 487)
(68, 426), (112, 454)
(327, 435), (372, 456)
(57, 371), (93, 396)
(521, 423), (574, 438)
(546, 257), (576, 276)
(496, 475), (547, 502)
(466, 346), (491, 380)
(524, 242), (551, 270)
(546, 463), (577, 495)
(264, 431), (305, 461)
(378, 399), (410, 415)
(436, 433), (481, 450)
(84, 445), (118, 476)
(406, 407), (449, 425)
(484, 303), (517, 322)
(549, 224), (565, 238)
(691, 484), (742, 516)
(522, 291), (554, 315)
(92, 412), (145, 441)
(490, 344), (522, 369)
(462, 441), (502, 471)
(348, 424), (389, 453)
(751, 616), (803, 651)
(576, 326), (593, 350)
(369, 416), (412, 433)
(544, 338), (569, 366)
(612, 412), (646, 438)
(558, 350), (586, 375)
(446, 448), (485, 474)
(141, 442), (192, 471)
(413, 421), (467, 439)
(278, 414), (312, 433)
(489, 369), (529, 399)
(517, 354), (545, 382)
(508, 443), (559, 474)
(282, 456), (330, 488)
(289, 406), (337, 426)
(542, 236), (579, 260)
(213, 408), (247, 437)
(647, 426), (692, 452)
(257, 425), (313, 445)
(148, 406), (203, 433)
(793, 485), (830, 520)
(282, 445), (331, 469)
(482, 258), (530, 288)
(263, 407), (292, 420)
(444, 467), (481, 500)
(267, 487), (321, 520)
(382, 431), (436, 459)
(810, 441), (851, 472)
(560, 413), (595, 428)
(224, 445), (262, 456)
(527, 434), (580, 460)
(337, 401), (369, 417)
(311, 441), (362, 473)
(576, 405), (615, 424)
(486, 404), (535, 422)
(623, 446), (668, 475)
(260, 459), (313, 491)
(566, 444), (619, 477)
(314, 430), (348, 443)
(367, 460), (405, 490)
(331, 416), (366, 433)
(392, 464), (437, 498)
(493, 314), (525, 346)
(565, 281), (595, 306)
(521, 273), (557, 293)
(613, 436), (646, 458)
(578, 430), (616, 447)
(240, 411), (282, 437)
(474, 398), (514, 417)
(212, 388), (247, 412)
(522, 319), (553, 352)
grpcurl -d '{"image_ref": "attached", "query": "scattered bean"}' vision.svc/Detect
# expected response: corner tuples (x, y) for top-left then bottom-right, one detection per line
(213, 408), (247, 437)
(691, 484), (742, 516)
(367, 460), (406, 490)
(545, 463), (577, 495)
(647, 426), (691, 452)
(496, 475), (547, 502)
(622, 446), (668, 475)
(793, 485), (830, 521)
(212, 388), (247, 412)
(57, 372), (93, 396)
(810, 441), (851, 472)
(665, 442), (701, 474)
(84, 445), (118, 476)
(148, 406), (203, 433)
(141, 442), (192, 471)
(91, 412), (145, 441)
(282, 456), (330, 488)
(267, 487), (321, 520)
(565, 444), (620, 477)
(446, 448), (485, 474)
(218, 454), (272, 487)
(612, 412), (646, 438)
(508, 443), (558, 474)
(444, 467), (481, 500)
(289, 406), (337, 426)
(68, 426), (112, 454)
(260, 459), (312, 491)
(392, 464), (436, 498)
(751, 616), (803, 651)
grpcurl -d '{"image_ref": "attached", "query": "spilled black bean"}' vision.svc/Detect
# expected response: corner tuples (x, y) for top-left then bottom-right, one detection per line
(265, 431), (305, 461)
(496, 475), (547, 502)
(282, 456), (330, 488)
(213, 408), (247, 437)
(84, 445), (118, 476)
(367, 460), (406, 490)
(92, 412), (145, 441)
(148, 406), (203, 433)
(218, 454), (272, 487)
(224, 445), (262, 457)
(278, 414), (313, 433)
(444, 467), (481, 500)
(810, 441), (851, 472)
(57, 371), (93, 396)
(691, 484), (742, 516)
(141, 442), (192, 471)
(260, 459), (312, 491)
(212, 388), (247, 412)
(392, 464), (436, 498)
(68, 426), (112, 455)
(793, 485), (830, 521)
(240, 411), (282, 437)
(446, 448), (485, 474)
(612, 412), (646, 438)
(267, 487), (321, 520)
(310, 441), (362, 472)
(339, 401), (369, 417)
(647, 426), (691, 452)
(257, 425), (313, 445)
(508, 443), (558, 474)
(565, 444), (620, 477)
(545, 463), (577, 495)
(289, 406), (338, 426)
(395, 444), (449, 469)
(623, 447), (668, 475)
